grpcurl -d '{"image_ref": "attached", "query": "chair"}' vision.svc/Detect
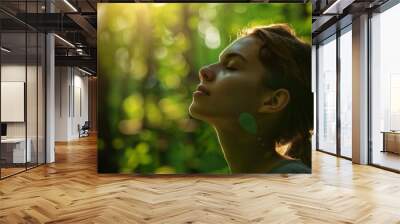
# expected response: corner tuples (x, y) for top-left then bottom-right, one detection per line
(79, 121), (90, 138)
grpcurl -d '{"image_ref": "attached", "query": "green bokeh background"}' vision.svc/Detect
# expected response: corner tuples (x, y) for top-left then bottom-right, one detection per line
(98, 3), (311, 174)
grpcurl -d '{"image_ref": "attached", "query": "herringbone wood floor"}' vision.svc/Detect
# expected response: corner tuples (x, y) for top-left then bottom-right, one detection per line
(1, 136), (400, 224)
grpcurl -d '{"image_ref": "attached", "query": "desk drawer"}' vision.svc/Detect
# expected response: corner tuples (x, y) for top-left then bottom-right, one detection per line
(384, 133), (400, 154)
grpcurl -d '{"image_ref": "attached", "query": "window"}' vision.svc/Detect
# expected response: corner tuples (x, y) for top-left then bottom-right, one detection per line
(317, 35), (337, 154)
(370, 3), (400, 171)
(339, 27), (352, 158)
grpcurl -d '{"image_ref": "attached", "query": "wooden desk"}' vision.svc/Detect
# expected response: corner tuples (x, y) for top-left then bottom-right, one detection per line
(381, 131), (400, 154)
(1, 138), (31, 163)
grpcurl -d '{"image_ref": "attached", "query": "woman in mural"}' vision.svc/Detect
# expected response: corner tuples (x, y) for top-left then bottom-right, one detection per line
(189, 24), (313, 173)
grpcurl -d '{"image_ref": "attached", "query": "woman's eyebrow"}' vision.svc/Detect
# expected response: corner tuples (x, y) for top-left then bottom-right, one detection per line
(219, 52), (247, 63)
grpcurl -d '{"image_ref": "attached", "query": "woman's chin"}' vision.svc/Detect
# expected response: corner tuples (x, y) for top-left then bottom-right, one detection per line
(188, 103), (200, 119)
(189, 102), (208, 121)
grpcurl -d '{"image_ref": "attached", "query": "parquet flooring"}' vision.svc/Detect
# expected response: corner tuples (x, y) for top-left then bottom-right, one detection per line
(1, 167), (26, 178)
(1, 135), (400, 223)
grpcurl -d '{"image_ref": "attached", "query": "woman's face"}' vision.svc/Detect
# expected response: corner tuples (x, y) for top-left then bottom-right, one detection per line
(189, 36), (269, 122)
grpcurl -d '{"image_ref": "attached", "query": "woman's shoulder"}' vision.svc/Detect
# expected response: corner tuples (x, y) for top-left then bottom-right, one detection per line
(269, 159), (311, 174)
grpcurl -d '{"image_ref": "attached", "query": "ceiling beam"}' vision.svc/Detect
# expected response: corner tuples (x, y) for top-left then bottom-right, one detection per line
(67, 13), (97, 45)
(55, 55), (96, 72)
(322, 0), (356, 15)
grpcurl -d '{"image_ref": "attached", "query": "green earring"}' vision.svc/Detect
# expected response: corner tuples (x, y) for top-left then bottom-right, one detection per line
(238, 112), (257, 135)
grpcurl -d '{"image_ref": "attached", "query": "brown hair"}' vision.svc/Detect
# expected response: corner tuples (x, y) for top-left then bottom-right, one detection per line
(243, 24), (313, 167)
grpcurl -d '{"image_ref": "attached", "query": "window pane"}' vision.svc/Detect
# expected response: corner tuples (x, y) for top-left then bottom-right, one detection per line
(340, 28), (352, 158)
(318, 36), (337, 154)
(371, 4), (400, 171)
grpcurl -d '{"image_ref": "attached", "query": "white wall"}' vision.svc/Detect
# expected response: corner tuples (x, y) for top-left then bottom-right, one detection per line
(71, 73), (89, 138)
(55, 67), (70, 141)
(55, 67), (89, 141)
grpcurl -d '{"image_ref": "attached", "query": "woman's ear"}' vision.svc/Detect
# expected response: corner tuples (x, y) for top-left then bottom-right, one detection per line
(258, 88), (290, 113)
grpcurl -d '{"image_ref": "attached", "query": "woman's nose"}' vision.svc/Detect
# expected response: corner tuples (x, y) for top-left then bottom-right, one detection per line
(199, 66), (216, 82)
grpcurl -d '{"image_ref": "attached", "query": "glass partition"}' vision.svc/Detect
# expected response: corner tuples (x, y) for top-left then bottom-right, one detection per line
(27, 30), (38, 169)
(1, 30), (28, 177)
(38, 32), (45, 165)
(0, 1), (46, 179)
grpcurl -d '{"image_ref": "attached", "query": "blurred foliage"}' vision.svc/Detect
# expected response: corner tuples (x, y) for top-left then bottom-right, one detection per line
(98, 3), (311, 174)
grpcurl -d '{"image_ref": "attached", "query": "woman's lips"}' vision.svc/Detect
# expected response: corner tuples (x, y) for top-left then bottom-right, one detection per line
(193, 85), (210, 96)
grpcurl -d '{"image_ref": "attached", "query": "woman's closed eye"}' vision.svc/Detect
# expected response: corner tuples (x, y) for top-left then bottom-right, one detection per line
(223, 60), (239, 71)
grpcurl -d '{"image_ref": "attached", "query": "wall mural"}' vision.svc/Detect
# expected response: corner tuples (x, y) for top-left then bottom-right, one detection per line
(98, 3), (312, 174)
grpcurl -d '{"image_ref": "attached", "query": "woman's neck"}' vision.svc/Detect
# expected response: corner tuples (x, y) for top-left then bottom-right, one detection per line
(212, 121), (286, 173)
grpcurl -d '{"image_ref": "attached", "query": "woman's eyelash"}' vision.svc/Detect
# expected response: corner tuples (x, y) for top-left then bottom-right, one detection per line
(223, 61), (237, 70)
(225, 66), (236, 71)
